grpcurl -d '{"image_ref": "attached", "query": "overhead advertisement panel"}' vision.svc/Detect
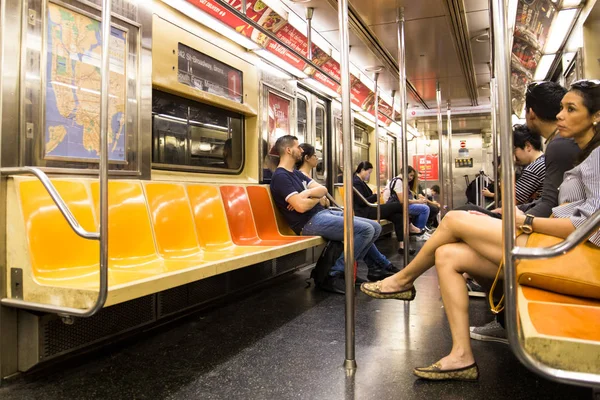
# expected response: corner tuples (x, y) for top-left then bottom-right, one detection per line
(510, 0), (557, 115)
(184, 0), (395, 126)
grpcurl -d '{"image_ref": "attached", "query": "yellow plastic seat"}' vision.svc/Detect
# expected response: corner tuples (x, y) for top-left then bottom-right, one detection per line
(144, 182), (204, 263)
(18, 179), (102, 289)
(91, 181), (167, 281)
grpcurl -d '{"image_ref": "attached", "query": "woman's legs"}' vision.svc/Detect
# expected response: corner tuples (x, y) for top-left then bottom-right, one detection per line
(365, 203), (407, 249)
(408, 203), (430, 229)
(433, 243), (500, 370)
(377, 211), (503, 292)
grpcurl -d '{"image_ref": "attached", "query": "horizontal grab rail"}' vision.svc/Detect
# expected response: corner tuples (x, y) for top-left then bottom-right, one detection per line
(513, 209), (600, 260)
(334, 183), (378, 208)
(1, 167), (99, 240)
(0, 0), (110, 320)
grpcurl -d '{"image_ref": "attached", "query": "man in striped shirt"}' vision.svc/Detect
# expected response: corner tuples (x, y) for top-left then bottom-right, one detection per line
(513, 124), (546, 204)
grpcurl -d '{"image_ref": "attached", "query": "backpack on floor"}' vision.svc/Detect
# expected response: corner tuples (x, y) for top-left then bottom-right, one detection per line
(310, 241), (344, 287)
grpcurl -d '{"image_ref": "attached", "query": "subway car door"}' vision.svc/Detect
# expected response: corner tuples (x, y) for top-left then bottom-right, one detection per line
(296, 88), (330, 187)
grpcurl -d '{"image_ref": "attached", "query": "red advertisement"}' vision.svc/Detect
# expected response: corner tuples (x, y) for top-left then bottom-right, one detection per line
(413, 154), (439, 181)
(266, 40), (307, 71)
(313, 70), (340, 93)
(351, 80), (374, 111)
(267, 92), (290, 150)
(378, 99), (393, 119)
(320, 58), (341, 82)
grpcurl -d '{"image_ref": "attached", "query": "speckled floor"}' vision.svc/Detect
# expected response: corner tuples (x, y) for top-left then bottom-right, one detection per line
(0, 238), (593, 399)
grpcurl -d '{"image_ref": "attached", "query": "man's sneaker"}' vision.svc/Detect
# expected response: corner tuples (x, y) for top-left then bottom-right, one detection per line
(367, 267), (395, 282)
(415, 231), (431, 241)
(466, 278), (486, 298)
(385, 264), (402, 274)
(469, 320), (508, 344)
(355, 275), (368, 285)
(320, 273), (346, 294)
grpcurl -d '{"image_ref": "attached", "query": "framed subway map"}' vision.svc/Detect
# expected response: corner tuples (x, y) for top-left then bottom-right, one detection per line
(44, 2), (127, 162)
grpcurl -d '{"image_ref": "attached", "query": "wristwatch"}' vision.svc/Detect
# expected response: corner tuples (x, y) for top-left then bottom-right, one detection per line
(521, 214), (535, 234)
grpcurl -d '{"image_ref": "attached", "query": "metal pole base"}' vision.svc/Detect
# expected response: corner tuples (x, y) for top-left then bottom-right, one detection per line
(344, 359), (357, 370)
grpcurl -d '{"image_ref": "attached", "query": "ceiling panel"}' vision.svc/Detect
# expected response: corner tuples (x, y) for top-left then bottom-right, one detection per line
(371, 16), (464, 81)
(464, 0), (489, 13)
(349, 0), (446, 25)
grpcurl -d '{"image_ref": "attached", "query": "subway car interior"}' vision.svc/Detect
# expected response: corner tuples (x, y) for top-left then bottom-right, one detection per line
(0, 0), (599, 398)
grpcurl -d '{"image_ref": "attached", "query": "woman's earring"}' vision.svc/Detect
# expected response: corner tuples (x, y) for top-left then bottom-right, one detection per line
(594, 121), (598, 126)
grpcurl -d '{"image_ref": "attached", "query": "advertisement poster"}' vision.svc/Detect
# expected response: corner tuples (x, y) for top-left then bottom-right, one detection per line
(267, 92), (290, 151)
(413, 154), (439, 181)
(511, 0), (557, 114)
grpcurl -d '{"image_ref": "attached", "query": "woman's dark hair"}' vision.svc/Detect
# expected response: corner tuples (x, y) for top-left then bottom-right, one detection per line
(295, 143), (315, 169)
(513, 124), (542, 151)
(570, 80), (600, 164)
(354, 161), (373, 175)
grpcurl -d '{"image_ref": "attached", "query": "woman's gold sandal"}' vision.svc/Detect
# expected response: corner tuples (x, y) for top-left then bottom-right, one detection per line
(413, 362), (479, 381)
(360, 281), (416, 301)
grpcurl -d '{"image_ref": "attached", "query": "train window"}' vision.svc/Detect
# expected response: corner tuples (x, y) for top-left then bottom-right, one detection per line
(297, 97), (308, 144)
(315, 105), (326, 180)
(353, 122), (370, 164)
(152, 90), (244, 173)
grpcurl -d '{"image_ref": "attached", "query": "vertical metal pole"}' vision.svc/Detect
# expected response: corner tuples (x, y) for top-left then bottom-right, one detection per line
(397, 7), (409, 267)
(338, 0), (356, 371)
(436, 82), (445, 214)
(446, 101), (454, 210)
(306, 7), (314, 60)
(97, 0), (110, 319)
(391, 90), (397, 121)
(492, 0), (517, 354)
(491, 78), (499, 206)
(242, 0), (247, 15)
(374, 72), (381, 223)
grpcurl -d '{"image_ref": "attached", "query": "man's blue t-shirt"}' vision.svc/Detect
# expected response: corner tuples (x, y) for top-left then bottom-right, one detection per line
(270, 167), (324, 234)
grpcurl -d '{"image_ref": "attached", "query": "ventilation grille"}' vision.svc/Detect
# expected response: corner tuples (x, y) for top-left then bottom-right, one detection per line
(229, 261), (273, 289)
(275, 251), (306, 275)
(41, 295), (156, 359)
(157, 274), (227, 318)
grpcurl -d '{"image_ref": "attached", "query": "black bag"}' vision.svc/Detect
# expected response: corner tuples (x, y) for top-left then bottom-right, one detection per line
(310, 241), (344, 287)
(465, 174), (493, 205)
(386, 177), (401, 204)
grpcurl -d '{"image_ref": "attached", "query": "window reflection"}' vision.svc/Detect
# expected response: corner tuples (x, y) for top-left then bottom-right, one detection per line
(152, 90), (243, 172)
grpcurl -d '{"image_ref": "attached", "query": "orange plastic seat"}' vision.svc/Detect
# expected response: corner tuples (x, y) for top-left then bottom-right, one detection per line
(187, 185), (264, 257)
(246, 186), (312, 240)
(91, 181), (166, 280)
(18, 179), (102, 288)
(220, 186), (303, 246)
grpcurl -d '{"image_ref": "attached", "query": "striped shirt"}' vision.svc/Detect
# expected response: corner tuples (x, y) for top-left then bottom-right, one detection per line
(515, 155), (546, 204)
(552, 147), (600, 246)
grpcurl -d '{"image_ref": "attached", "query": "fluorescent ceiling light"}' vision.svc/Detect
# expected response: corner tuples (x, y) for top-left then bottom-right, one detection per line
(302, 78), (340, 98)
(254, 49), (308, 78)
(257, 59), (294, 79)
(561, 0), (583, 8)
(163, 0), (262, 51)
(534, 54), (556, 80)
(545, 9), (577, 53)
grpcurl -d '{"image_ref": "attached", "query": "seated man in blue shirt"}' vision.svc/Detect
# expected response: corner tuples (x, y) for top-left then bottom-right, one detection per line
(270, 135), (398, 294)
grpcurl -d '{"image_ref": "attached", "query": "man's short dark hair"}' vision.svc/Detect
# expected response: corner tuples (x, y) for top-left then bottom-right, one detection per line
(513, 124), (542, 151)
(431, 185), (440, 194)
(274, 135), (298, 157)
(525, 81), (567, 122)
